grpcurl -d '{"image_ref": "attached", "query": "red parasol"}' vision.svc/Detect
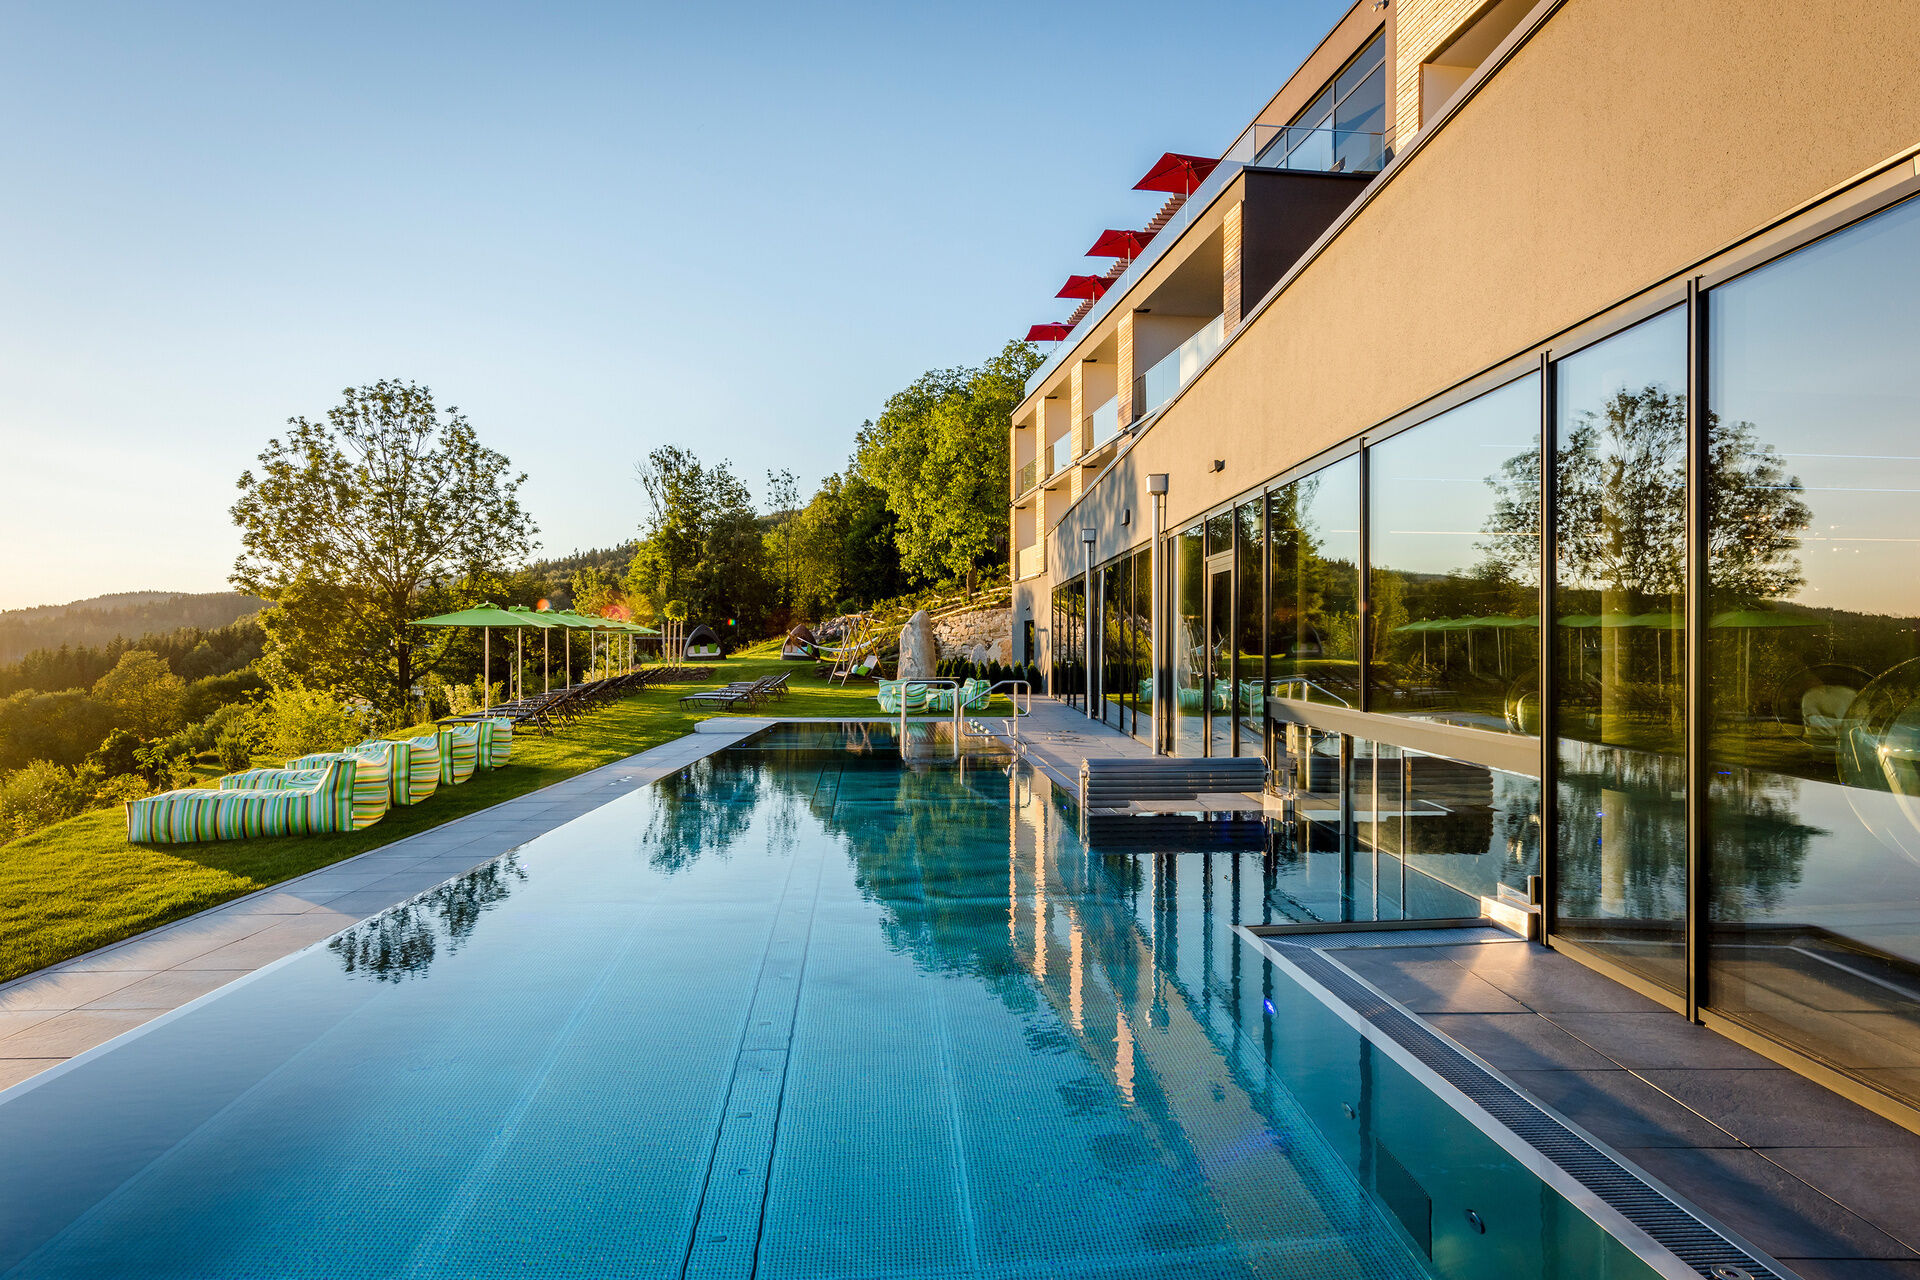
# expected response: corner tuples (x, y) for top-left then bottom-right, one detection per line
(1025, 323), (1072, 342)
(1056, 274), (1111, 301)
(1133, 152), (1220, 194)
(1087, 228), (1156, 259)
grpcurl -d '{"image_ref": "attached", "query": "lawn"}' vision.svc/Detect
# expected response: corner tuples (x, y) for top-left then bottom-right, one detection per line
(0, 655), (943, 983)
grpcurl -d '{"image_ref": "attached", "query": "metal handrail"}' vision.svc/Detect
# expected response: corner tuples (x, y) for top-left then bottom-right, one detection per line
(1270, 676), (1352, 708)
(967, 680), (1032, 751)
(897, 678), (962, 758)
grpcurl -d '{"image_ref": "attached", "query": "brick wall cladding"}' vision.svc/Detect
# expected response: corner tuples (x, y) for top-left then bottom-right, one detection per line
(1223, 201), (1244, 334)
(1068, 363), (1086, 503)
(1393, 0), (1487, 142)
(1116, 311), (1135, 425)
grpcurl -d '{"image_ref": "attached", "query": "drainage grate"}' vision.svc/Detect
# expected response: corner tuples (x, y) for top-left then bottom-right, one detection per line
(1271, 941), (1789, 1280)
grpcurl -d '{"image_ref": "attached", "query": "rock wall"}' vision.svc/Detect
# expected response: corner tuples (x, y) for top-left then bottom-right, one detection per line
(932, 606), (1011, 664)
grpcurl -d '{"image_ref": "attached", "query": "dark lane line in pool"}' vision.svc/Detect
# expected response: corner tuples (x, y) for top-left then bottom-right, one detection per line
(679, 764), (835, 1280)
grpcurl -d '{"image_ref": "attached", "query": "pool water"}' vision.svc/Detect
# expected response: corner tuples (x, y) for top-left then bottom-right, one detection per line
(0, 724), (1661, 1279)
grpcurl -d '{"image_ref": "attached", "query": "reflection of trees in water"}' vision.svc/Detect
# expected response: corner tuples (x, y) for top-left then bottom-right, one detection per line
(330, 853), (528, 982)
(1555, 748), (1818, 920)
(641, 750), (821, 873)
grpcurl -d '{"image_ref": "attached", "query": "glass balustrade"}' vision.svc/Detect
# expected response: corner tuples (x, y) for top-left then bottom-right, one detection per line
(1049, 433), (1073, 477)
(1086, 395), (1120, 449)
(1016, 458), (1038, 494)
(1134, 314), (1227, 420)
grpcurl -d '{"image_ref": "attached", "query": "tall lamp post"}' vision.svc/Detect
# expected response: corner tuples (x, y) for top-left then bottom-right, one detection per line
(1081, 527), (1097, 719)
(1148, 474), (1169, 754)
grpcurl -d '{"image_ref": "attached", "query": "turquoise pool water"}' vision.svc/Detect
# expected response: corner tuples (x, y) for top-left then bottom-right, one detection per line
(0, 725), (1659, 1278)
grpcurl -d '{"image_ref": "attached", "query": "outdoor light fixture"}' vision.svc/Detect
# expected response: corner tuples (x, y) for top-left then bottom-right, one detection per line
(1211, 459), (1226, 472)
(1148, 473), (1168, 495)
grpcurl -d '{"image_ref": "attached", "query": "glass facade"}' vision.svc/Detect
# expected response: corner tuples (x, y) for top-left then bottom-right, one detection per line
(1064, 190), (1920, 1119)
(1370, 374), (1541, 731)
(1705, 197), (1920, 1100)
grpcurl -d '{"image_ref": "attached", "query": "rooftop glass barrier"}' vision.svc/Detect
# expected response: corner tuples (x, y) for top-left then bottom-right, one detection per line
(1025, 126), (1385, 399)
(1133, 313), (1227, 420)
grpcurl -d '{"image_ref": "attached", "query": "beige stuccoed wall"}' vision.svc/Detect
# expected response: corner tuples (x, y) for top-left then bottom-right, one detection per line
(1046, 0), (1920, 583)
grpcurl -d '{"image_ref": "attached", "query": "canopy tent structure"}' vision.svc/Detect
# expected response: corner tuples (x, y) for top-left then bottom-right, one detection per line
(410, 605), (558, 711)
(782, 624), (819, 661)
(1086, 228), (1156, 262)
(1133, 152), (1220, 195)
(685, 624), (722, 661)
(1026, 323), (1072, 343)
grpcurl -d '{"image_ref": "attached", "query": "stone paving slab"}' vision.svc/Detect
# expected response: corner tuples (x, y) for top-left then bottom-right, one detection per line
(0, 721), (764, 1084)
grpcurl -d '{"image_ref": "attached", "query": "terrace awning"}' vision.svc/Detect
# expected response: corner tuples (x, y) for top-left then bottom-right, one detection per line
(1057, 275), (1111, 301)
(1087, 228), (1155, 259)
(1133, 152), (1220, 194)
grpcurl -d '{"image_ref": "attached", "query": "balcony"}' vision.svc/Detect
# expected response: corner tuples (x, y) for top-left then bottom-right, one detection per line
(1048, 433), (1074, 478)
(1015, 458), (1038, 495)
(1085, 395), (1120, 452)
(1024, 126), (1386, 399)
(1017, 544), (1044, 580)
(1133, 314), (1226, 420)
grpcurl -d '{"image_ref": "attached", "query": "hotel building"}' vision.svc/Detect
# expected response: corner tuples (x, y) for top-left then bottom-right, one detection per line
(1008, 0), (1920, 1130)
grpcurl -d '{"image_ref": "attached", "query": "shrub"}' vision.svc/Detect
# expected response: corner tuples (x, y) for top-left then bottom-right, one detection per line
(92, 773), (151, 806)
(181, 667), (267, 723)
(255, 687), (360, 763)
(0, 761), (97, 844)
(214, 729), (255, 774)
(134, 738), (196, 791)
(88, 729), (144, 779)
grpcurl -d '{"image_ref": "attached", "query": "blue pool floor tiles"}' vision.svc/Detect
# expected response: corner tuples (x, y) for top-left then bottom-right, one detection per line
(0, 725), (1675, 1278)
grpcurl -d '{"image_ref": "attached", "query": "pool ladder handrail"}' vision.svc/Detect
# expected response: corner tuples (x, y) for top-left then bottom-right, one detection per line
(896, 678), (963, 758)
(896, 678), (1032, 759)
(962, 680), (1032, 752)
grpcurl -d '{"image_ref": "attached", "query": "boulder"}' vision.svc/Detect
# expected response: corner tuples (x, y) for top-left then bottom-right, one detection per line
(898, 610), (937, 681)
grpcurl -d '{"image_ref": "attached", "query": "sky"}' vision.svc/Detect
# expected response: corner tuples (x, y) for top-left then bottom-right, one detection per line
(0, 0), (1352, 611)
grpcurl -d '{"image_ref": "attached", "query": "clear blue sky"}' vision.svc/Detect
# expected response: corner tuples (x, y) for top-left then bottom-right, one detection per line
(0, 0), (1350, 610)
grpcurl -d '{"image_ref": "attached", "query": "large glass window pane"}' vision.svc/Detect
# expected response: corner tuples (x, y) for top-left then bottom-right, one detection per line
(1235, 498), (1264, 756)
(1130, 549), (1153, 742)
(1369, 374), (1541, 733)
(1550, 308), (1688, 992)
(1269, 456), (1361, 707)
(1707, 197), (1920, 1103)
(1173, 526), (1207, 755)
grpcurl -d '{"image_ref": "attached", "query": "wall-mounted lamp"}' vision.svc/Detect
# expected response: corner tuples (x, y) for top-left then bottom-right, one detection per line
(1211, 459), (1226, 472)
(1148, 474), (1169, 495)
(1122, 507), (1131, 527)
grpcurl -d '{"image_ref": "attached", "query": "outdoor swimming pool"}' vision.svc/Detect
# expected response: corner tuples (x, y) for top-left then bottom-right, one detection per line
(0, 724), (1675, 1278)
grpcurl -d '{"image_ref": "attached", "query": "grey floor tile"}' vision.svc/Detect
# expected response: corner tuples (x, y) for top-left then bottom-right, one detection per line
(0, 971), (147, 1011)
(0, 1009), (155, 1058)
(1543, 1009), (1779, 1070)
(1638, 1068), (1920, 1149)
(1334, 952), (1531, 1014)
(0, 1059), (65, 1089)
(1443, 947), (1671, 1014)
(1619, 1144), (1919, 1262)
(77, 969), (250, 1010)
(1423, 1012), (1619, 1072)
(1773, 1259), (1920, 1279)
(1760, 1146), (1920, 1247)
(1503, 1067), (1738, 1148)
(0, 1010), (59, 1038)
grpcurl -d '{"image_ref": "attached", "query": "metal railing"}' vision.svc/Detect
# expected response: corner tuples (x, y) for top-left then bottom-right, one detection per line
(962, 680), (1032, 751)
(1271, 675), (1352, 707)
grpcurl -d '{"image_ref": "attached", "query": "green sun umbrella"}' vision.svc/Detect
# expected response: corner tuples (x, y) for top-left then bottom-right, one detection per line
(413, 604), (557, 710)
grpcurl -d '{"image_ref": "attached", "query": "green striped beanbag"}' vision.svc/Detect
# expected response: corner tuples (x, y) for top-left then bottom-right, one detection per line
(281, 747), (391, 830)
(475, 717), (513, 769)
(959, 678), (991, 711)
(128, 759), (356, 843)
(439, 723), (481, 785)
(875, 680), (932, 714)
(396, 733), (442, 805)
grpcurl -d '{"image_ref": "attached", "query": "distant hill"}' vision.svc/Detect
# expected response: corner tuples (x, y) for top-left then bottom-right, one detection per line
(0, 592), (265, 665)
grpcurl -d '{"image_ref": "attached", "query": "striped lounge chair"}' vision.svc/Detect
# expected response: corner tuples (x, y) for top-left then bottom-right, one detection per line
(127, 759), (357, 844)
(228, 747), (390, 831)
(875, 680), (933, 714)
(380, 734), (443, 805)
(475, 717), (513, 769)
(439, 723), (482, 785)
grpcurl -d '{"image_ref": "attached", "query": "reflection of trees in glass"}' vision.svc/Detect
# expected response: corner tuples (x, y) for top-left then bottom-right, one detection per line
(1485, 387), (1810, 603)
(330, 853), (529, 982)
(1269, 477), (1362, 698)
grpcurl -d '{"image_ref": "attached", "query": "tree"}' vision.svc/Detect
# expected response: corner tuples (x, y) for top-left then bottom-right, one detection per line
(230, 380), (537, 717)
(789, 471), (907, 616)
(91, 650), (187, 739)
(626, 447), (777, 632)
(855, 339), (1041, 584)
(764, 468), (800, 611)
